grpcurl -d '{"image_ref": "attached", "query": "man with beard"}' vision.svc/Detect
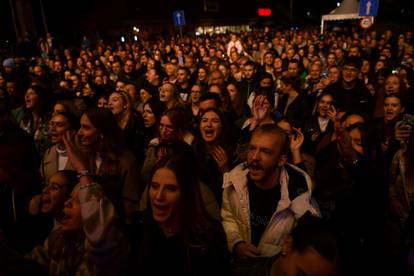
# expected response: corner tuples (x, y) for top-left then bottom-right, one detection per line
(221, 124), (320, 261)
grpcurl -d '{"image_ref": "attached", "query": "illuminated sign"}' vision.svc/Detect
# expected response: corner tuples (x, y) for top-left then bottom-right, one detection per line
(258, 8), (272, 17)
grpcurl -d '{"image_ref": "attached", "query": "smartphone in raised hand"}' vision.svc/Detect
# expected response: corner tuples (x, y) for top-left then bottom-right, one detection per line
(395, 114), (414, 144)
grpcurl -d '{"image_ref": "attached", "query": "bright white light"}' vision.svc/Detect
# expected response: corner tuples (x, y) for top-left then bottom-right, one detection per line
(121, 36), (125, 42)
(134, 35), (138, 41)
(337, 2), (340, 7)
(195, 32), (200, 36)
(307, 11), (310, 16)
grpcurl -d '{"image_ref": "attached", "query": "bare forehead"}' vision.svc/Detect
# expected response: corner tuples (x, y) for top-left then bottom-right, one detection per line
(110, 93), (122, 99)
(49, 172), (68, 184)
(202, 110), (220, 119)
(51, 114), (69, 123)
(384, 96), (401, 104)
(386, 75), (399, 82)
(250, 131), (282, 148)
(320, 94), (333, 102)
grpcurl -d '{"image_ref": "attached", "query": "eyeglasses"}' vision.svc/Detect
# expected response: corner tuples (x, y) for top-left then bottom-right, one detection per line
(159, 124), (174, 132)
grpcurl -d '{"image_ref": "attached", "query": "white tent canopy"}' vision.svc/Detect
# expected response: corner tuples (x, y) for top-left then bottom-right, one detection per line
(321, 0), (362, 33)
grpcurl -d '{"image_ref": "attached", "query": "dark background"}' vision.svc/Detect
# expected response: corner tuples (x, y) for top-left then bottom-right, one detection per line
(1, 0), (414, 45)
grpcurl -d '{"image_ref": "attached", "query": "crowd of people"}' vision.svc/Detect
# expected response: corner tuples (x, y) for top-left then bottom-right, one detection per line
(1, 25), (414, 275)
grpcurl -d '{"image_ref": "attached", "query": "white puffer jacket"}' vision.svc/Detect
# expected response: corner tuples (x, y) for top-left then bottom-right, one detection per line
(221, 162), (321, 257)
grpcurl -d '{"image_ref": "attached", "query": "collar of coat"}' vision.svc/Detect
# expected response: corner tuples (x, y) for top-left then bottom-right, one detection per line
(223, 162), (320, 218)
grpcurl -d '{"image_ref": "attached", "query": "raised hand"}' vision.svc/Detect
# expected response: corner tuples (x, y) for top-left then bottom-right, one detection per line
(211, 145), (229, 173)
(250, 94), (270, 130)
(63, 131), (88, 172)
(395, 123), (412, 142)
(290, 127), (304, 151)
(327, 105), (337, 122)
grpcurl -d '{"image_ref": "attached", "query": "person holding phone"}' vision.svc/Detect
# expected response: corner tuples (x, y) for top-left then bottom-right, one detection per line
(303, 92), (336, 155)
(370, 94), (407, 170)
(314, 121), (386, 275)
(388, 120), (414, 274)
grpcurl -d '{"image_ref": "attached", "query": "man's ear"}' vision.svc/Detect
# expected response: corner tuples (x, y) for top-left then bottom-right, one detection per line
(282, 235), (293, 255)
(278, 154), (288, 167)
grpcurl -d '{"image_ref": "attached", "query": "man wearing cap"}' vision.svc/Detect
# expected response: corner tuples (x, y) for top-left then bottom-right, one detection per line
(2, 58), (16, 82)
(324, 56), (373, 115)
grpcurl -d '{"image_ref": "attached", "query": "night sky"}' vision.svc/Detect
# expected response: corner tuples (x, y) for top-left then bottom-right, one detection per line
(1, 0), (413, 44)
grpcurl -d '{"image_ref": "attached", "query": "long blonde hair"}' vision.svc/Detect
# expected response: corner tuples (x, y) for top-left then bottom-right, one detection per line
(112, 91), (132, 130)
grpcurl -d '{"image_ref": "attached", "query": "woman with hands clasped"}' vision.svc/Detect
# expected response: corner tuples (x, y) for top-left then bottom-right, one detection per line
(193, 107), (236, 205)
(25, 133), (130, 275)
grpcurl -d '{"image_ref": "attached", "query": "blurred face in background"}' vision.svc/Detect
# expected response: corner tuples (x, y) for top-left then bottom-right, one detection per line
(53, 103), (67, 116)
(140, 89), (152, 104)
(227, 83), (238, 102)
(190, 85), (202, 104)
(108, 92), (127, 116)
(97, 97), (108, 108)
(25, 87), (39, 110)
(159, 115), (175, 141)
(348, 127), (363, 154)
(328, 67), (340, 83)
(385, 75), (401, 94)
(143, 103), (156, 128)
(317, 94), (333, 118)
(342, 65), (359, 84)
(159, 83), (174, 103)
